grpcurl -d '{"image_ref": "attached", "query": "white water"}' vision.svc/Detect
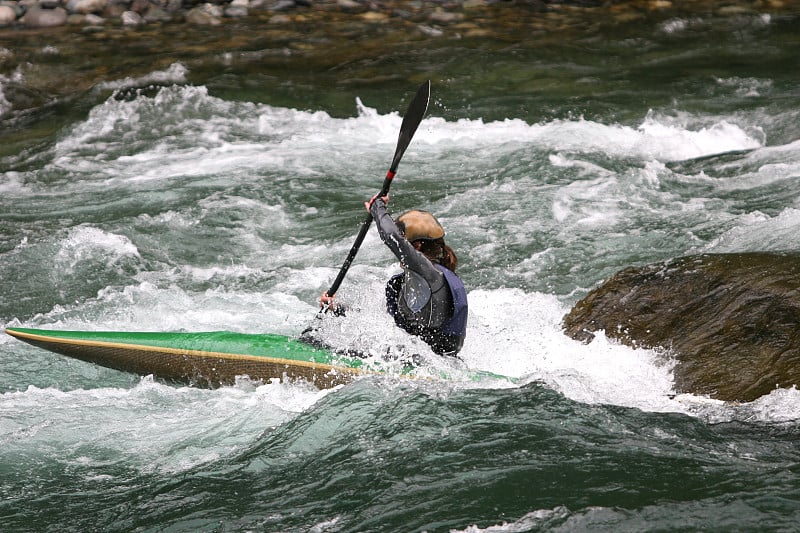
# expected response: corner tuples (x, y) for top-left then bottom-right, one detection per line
(4, 74), (800, 458)
(1, 377), (333, 474)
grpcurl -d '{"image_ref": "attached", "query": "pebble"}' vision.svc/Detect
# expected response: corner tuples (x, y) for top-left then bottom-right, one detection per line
(359, 10), (387, 21)
(120, 9), (143, 24)
(75, 0), (108, 14)
(269, 13), (290, 23)
(416, 24), (443, 37)
(186, 3), (222, 24)
(224, 5), (247, 17)
(429, 9), (464, 23)
(0, 5), (16, 24)
(336, 0), (366, 13)
(21, 6), (68, 27)
(270, 0), (296, 11)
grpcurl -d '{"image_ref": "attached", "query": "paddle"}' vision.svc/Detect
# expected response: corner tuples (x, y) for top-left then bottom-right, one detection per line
(325, 80), (431, 299)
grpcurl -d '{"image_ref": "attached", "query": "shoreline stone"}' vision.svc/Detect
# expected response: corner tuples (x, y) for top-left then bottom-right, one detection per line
(0, 0), (796, 32)
(20, 5), (68, 26)
(0, 5), (17, 24)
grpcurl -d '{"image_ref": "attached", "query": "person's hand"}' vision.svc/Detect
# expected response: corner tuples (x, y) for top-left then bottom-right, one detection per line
(319, 291), (346, 316)
(365, 194), (389, 212)
(319, 291), (335, 309)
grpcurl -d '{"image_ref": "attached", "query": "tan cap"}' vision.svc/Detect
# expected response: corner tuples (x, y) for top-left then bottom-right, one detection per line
(396, 210), (445, 241)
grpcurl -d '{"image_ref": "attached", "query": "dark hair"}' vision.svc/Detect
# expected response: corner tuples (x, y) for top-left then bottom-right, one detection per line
(417, 238), (458, 272)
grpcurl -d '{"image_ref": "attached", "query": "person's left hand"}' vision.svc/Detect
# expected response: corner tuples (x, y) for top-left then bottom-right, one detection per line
(319, 291), (335, 309)
(365, 194), (389, 212)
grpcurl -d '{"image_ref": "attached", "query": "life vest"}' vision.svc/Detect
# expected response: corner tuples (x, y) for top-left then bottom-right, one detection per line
(434, 264), (468, 338)
(385, 265), (468, 355)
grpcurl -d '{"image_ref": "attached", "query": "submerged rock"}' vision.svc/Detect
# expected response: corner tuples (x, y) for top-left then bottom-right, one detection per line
(562, 253), (800, 402)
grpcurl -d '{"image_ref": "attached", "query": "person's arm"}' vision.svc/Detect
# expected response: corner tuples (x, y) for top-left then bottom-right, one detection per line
(369, 197), (444, 288)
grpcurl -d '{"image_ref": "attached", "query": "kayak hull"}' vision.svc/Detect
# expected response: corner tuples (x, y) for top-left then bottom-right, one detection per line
(5, 328), (368, 388)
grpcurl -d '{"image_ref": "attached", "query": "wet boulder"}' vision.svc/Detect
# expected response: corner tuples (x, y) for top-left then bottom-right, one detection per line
(562, 253), (800, 402)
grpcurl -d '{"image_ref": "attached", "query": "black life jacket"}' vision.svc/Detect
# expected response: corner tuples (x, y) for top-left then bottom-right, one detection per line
(385, 265), (468, 356)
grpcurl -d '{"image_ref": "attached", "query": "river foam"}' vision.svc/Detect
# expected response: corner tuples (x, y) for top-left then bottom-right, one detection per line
(3, 81), (799, 425)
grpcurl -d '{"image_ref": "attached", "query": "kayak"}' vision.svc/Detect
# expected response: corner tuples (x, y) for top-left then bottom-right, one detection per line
(5, 327), (513, 388)
(4, 327), (390, 388)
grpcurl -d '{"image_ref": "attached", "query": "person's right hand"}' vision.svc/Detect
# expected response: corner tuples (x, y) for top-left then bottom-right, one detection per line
(365, 194), (389, 212)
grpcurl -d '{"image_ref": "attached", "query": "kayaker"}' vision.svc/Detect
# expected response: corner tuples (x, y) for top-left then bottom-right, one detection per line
(319, 195), (468, 357)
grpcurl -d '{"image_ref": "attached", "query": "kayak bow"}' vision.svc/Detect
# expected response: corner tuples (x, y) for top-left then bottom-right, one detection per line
(5, 327), (369, 388)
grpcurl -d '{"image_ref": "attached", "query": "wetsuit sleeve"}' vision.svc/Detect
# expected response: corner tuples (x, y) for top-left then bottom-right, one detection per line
(370, 198), (444, 288)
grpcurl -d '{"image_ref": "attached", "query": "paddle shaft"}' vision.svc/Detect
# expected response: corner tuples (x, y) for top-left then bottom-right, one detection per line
(326, 81), (430, 297)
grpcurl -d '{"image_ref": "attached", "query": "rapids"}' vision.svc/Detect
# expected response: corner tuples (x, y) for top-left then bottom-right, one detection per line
(2, 7), (800, 531)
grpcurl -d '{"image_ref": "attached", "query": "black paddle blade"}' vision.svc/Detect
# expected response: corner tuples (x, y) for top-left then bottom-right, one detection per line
(389, 80), (431, 175)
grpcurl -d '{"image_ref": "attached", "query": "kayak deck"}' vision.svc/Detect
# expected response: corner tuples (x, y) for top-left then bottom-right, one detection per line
(4, 327), (372, 388)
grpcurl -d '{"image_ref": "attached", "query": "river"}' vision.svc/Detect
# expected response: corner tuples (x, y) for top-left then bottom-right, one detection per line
(2, 6), (800, 531)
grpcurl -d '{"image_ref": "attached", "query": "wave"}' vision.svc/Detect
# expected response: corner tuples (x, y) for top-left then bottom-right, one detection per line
(0, 376), (332, 474)
(37, 81), (766, 182)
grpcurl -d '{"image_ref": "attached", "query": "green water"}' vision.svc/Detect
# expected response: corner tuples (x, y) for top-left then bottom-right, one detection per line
(2, 6), (800, 531)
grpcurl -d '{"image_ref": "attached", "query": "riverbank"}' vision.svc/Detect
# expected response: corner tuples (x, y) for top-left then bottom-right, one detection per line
(1, 0), (796, 33)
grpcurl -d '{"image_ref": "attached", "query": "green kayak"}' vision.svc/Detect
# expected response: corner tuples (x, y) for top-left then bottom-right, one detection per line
(5, 327), (386, 388)
(5, 327), (513, 388)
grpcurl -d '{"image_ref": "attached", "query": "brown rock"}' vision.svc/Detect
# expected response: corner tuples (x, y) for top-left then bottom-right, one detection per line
(563, 253), (800, 402)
